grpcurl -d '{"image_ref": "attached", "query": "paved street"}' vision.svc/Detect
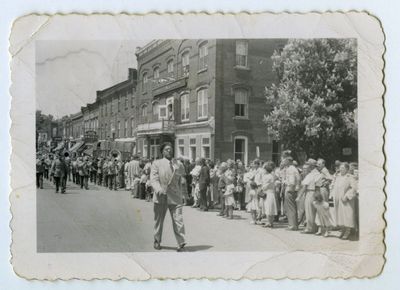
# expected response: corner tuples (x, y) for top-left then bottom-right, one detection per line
(37, 179), (358, 253)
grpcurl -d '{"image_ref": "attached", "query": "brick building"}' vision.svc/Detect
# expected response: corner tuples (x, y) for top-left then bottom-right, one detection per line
(135, 39), (285, 164)
(70, 111), (84, 140)
(96, 68), (138, 158)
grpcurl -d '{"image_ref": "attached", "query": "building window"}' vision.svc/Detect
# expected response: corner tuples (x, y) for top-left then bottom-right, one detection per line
(124, 93), (128, 109)
(142, 72), (148, 91)
(182, 51), (190, 76)
(141, 104), (148, 117)
(167, 59), (174, 74)
(180, 93), (190, 121)
(131, 117), (135, 136)
(104, 104), (107, 116)
(124, 119), (128, 137)
(234, 136), (248, 165)
(117, 121), (121, 138)
(197, 88), (208, 119)
(150, 138), (160, 159)
(158, 105), (168, 120)
(130, 92), (134, 107)
(178, 138), (185, 157)
(110, 100), (113, 114)
(199, 42), (208, 70)
(234, 88), (249, 117)
(153, 66), (160, 80)
(118, 95), (121, 112)
(202, 137), (210, 159)
(236, 40), (248, 67)
(152, 101), (159, 117)
(143, 139), (148, 158)
(190, 138), (197, 161)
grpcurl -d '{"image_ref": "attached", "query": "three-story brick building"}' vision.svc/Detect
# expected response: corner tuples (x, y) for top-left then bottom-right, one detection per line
(135, 39), (285, 164)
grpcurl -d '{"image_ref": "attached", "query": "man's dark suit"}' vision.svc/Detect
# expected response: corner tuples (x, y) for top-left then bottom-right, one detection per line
(199, 165), (210, 210)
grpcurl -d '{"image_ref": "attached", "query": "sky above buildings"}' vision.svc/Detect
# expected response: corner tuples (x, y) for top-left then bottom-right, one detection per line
(36, 40), (149, 118)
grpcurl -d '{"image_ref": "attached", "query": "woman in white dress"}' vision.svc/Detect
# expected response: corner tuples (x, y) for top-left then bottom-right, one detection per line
(261, 161), (277, 228)
(331, 162), (357, 240)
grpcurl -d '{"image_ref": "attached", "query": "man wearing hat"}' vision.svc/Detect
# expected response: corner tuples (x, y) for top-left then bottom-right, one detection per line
(150, 142), (186, 252)
(50, 154), (68, 193)
(301, 158), (323, 234)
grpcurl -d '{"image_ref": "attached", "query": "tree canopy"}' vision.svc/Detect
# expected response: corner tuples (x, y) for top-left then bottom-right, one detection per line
(264, 39), (357, 164)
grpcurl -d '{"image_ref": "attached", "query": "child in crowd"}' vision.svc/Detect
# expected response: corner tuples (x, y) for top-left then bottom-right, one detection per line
(190, 161), (202, 208)
(246, 181), (259, 224)
(224, 170), (236, 219)
(313, 192), (334, 237)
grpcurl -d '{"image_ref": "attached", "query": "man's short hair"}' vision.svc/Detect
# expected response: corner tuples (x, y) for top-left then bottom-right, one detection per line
(160, 142), (173, 153)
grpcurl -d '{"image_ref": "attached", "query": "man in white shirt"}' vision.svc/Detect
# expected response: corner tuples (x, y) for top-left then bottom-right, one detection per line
(283, 157), (301, 230)
(301, 159), (323, 233)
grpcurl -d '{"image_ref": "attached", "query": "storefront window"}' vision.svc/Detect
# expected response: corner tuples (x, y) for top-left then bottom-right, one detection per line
(234, 136), (248, 164)
(202, 137), (210, 159)
(190, 138), (196, 161)
(178, 138), (185, 157)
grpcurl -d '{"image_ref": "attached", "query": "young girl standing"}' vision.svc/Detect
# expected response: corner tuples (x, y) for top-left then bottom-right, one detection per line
(246, 181), (259, 224)
(313, 192), (334, 237)
(224, 170), (236, 219)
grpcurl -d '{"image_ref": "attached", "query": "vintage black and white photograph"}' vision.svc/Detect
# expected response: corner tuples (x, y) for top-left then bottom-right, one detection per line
(35, 38), (359, 253)
(10, 13), (385, 279)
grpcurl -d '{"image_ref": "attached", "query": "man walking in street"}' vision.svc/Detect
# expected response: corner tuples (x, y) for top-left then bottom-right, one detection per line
(78, 157), (90, 190)
(108, 158), (119, 191)
(50, 154), (68, 193)
(150, 142), (186, 252)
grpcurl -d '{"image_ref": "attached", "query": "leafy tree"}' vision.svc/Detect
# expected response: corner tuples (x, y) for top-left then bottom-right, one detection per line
(264, 39), (357, 164)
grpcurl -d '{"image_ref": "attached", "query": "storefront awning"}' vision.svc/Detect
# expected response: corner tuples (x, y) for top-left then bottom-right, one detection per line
(70, 141), (84, 153)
